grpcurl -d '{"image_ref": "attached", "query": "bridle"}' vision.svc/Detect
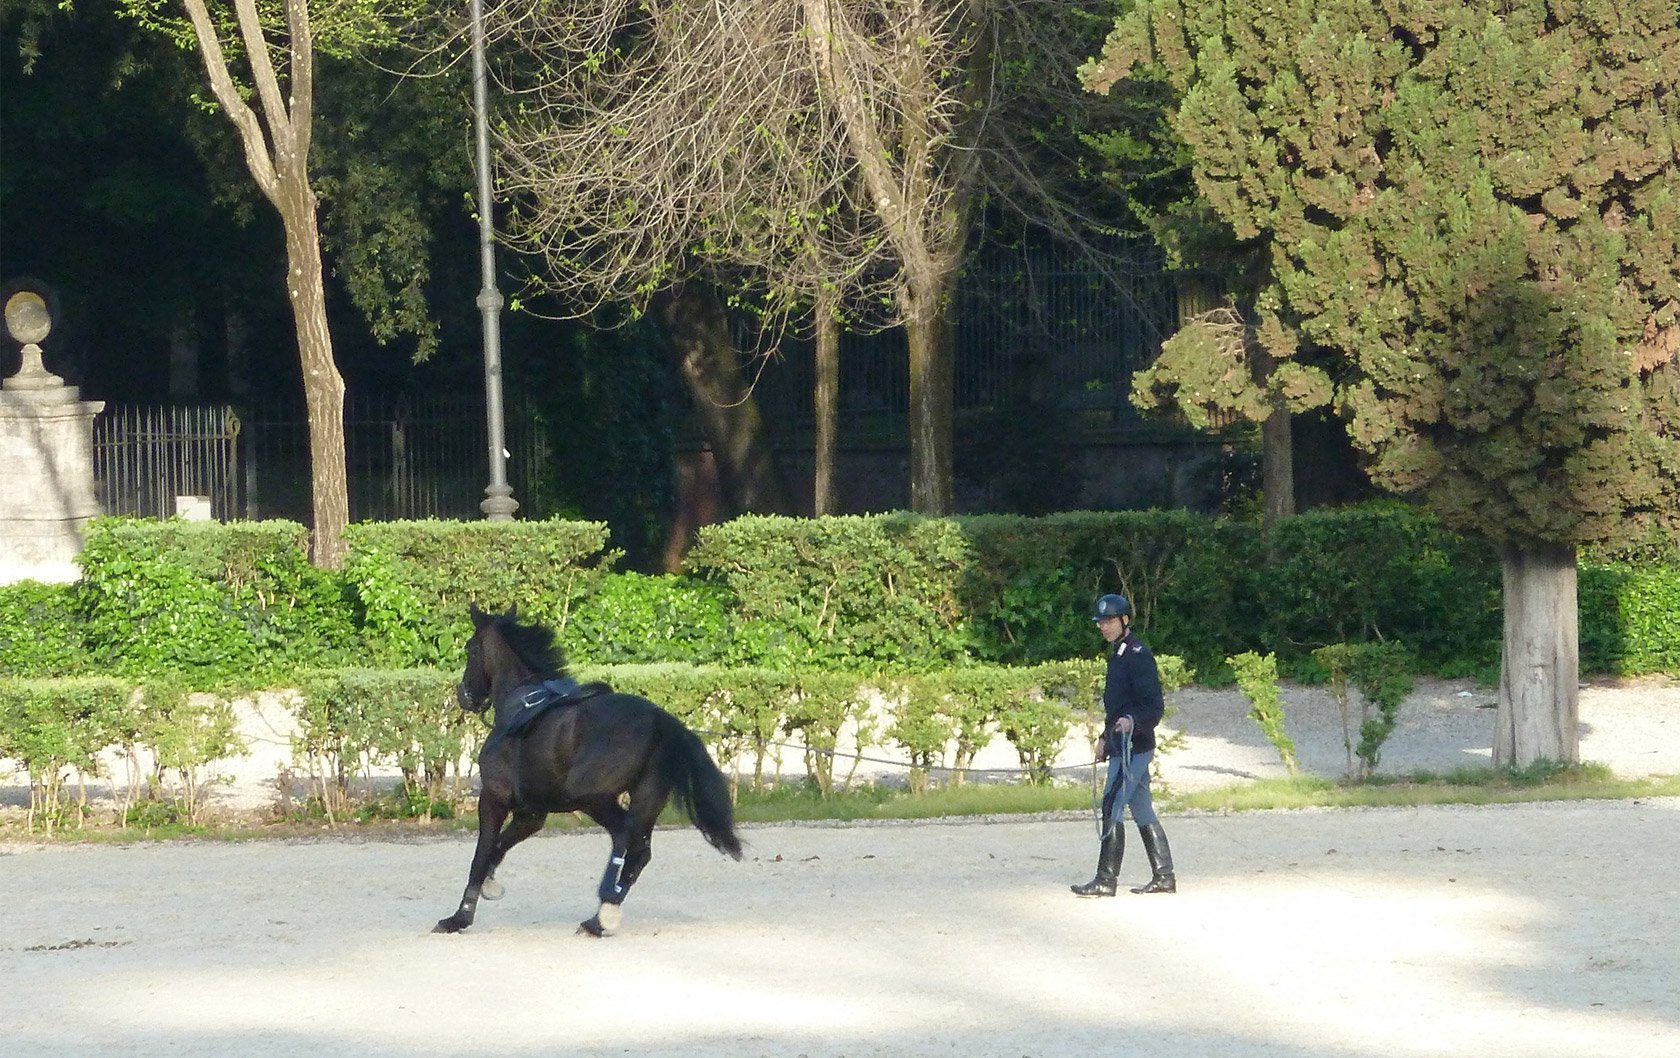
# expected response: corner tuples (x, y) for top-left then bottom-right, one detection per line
(456, 634), (492, 714)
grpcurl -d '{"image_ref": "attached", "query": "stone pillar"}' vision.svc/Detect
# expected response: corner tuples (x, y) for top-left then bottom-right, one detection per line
(0, 290), (105, 584)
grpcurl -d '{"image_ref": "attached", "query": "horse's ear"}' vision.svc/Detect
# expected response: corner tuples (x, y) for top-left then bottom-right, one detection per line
(507, 602), (519, 620)
(468, 602), (486, 625)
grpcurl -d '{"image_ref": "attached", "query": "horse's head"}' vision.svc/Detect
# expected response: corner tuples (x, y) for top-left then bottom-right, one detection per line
(457, 602), (510, 715)
(459, 602), (566, 715)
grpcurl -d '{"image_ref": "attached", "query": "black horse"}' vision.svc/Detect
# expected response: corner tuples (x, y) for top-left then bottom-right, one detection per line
(433, 604), (742, 936)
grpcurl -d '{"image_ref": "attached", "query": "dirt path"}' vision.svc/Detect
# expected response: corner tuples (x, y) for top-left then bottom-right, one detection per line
(4, 797), (1678, 1057)
(3, 677), (1677, 1056)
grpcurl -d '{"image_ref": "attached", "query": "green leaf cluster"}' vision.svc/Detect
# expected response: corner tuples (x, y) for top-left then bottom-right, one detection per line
(343, 519), (614, 667)
(0, 581), (87, 677)
(1226, 650), (1298, 775)
(1314, 641), (1414, 779)
(1579, 563), (1680, 675)
(1090, 0), (1680, 551)
(564, 571), (741, 665)
(75, 518), (360, 682)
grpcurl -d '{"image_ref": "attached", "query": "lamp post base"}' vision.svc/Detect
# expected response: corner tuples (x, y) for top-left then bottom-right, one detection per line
(481, 484), (518, 521)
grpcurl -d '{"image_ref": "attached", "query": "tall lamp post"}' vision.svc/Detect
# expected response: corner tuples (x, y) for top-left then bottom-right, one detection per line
(472, 0), (517, 520)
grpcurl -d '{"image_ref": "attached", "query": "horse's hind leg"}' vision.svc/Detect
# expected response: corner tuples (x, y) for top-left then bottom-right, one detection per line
(579, 782), (666, 937)
(576, 804), (629, 937)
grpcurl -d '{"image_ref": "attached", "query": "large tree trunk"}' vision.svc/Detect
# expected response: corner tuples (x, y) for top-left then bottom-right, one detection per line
(656, 283), (793, 516)
(813, 304), (839, 516)
(1260, 405), (1295, 523)
(1494, 542), (1579, 768)
(1250, 341), (1295, 523)
(279, 178), (349, 568)
(904, 299), (955, 516)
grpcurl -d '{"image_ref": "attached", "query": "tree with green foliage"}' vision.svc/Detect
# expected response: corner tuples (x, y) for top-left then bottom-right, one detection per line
(1085, 0), (1680, 766)
(115, 0), (349, 565)
(117, 1), (446, 566)
(1080, 52), (1302, 520)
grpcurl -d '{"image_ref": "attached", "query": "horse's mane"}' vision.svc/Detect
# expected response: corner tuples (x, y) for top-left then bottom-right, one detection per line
(490, 612), (571, 677)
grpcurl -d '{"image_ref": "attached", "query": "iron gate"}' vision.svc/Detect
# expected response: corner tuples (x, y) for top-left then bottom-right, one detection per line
(93, 396), (548, 526)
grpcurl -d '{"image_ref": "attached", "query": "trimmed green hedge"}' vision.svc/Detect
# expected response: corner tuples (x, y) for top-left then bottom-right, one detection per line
(74, 518), (360, 681)
(1580, 563), (1680, 675)
(344, 519), (614, 667)
(0, 506), (1672, 684)
(0, 580), (86, 677)
(954, 509), (1260, 667)
(683, 514), (973, 669)
(685, 505), (1513, 675)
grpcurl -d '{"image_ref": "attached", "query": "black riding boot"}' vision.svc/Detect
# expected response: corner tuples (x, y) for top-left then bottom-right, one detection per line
(1131, 822), (1176, 894)
(1071, 825), (1124, 897)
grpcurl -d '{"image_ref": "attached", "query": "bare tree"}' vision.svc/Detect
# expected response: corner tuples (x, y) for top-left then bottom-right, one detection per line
(487, 1), (1140, 516)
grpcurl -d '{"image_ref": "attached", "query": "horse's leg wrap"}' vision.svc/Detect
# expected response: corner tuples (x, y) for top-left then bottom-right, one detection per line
(481, 874), (504, 900)
(597, 854), (628, 904)
(433, 886), (481, 933)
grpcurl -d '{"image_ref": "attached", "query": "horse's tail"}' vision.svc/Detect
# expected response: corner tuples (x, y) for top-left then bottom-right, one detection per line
(655, 710), (744, 859)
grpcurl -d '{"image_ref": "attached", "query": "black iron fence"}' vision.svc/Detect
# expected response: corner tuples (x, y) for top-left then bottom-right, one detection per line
(93, 395), (550, 528)
(92, 404), (242, 521)
(92, 249), (1226, 528)
(749, 239), (1205, 440)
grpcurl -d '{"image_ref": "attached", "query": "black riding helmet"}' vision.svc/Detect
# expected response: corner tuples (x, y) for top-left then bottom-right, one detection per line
(1093, 594), (1131, 621)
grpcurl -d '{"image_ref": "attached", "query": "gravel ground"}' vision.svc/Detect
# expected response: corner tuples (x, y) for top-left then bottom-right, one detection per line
(1, 676), (1676, 1058)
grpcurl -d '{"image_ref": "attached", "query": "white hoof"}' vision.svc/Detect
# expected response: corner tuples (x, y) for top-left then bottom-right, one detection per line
(481, 876), (504, 901)
(596, 903), (622, 934)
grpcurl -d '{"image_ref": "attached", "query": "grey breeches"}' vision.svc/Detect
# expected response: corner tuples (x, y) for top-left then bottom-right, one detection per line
(1103, 749), (1158, 828)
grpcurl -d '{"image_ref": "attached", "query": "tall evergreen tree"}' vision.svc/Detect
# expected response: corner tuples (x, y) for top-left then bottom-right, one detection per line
(1086, 0), (1680, 765)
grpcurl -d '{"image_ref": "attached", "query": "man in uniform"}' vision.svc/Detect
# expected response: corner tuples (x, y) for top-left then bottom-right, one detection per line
(1071, 593), (1177, 897)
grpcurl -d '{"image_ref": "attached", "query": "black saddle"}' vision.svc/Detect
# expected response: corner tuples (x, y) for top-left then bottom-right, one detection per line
(499, 677), (612, 740)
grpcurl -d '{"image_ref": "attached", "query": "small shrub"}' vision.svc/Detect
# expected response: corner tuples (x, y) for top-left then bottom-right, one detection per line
(1228, 651), (1298, 775)
(781, 671), (871, 797)
(0, 677), (130, 831)
(1315, 642), (1414, 779)
(883, 678), (955, 793)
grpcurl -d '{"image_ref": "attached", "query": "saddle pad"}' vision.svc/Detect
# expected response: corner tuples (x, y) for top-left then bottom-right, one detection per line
(501, 678), (611, 739)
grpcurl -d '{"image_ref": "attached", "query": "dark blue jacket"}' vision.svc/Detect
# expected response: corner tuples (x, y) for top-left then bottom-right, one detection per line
(1103, 631), (1165, 754)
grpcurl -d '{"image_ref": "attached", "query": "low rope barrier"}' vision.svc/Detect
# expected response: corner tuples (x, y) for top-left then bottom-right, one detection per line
(688, 727), (1105, 780)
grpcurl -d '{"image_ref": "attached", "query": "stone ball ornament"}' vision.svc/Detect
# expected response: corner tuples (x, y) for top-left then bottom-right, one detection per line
(5, 289), (52, 346)
(3, 282), (69, 394)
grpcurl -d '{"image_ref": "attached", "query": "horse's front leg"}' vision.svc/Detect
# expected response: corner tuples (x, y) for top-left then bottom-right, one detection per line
(479, 809), (548, 900)
(433, 793), (510, 934)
